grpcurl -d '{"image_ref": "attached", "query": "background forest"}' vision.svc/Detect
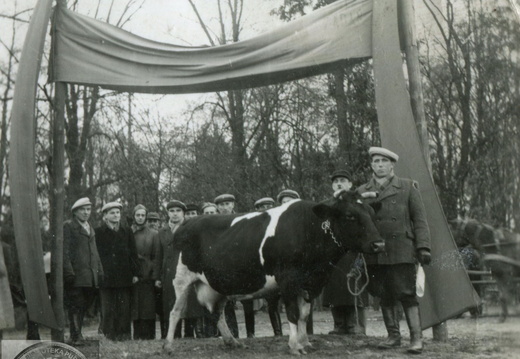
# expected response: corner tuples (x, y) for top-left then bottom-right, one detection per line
(0, 0), (518, 244)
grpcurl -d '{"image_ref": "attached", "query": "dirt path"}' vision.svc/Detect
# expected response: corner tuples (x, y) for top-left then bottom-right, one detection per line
(4, 304), (520, 358)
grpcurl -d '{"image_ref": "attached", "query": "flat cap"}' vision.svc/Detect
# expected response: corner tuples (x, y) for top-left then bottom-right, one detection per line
(71, 197), (92, 212)
(330, 169), (351, 182)
(186, 204), (199, 212)
(146, 212), (160, 220)
(214, 194), (235, 204)
(369, 146), (399, 162)
(201, 202), (217, 211)
(166, 200), (187, 211)
(276, 189), (300, 203)
(101, 201), (122, 213)
(254, 197), (275, 208)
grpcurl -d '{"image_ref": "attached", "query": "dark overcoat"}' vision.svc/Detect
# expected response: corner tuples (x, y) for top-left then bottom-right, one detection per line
(95, 224), (139, 288)
(153, 225), (181, 317)
(63, 219), (103, 287)
(357, 176), (431, 265)
(131, 225), (158, 320)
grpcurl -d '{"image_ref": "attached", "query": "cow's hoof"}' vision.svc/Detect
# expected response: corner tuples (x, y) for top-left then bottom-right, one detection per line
(289, 347), (308, 355)
(162, 342), (175, 355)
(223, 339), (244, 349)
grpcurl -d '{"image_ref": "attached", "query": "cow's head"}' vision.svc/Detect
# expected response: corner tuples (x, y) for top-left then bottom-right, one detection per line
(313, 190), (385, 254)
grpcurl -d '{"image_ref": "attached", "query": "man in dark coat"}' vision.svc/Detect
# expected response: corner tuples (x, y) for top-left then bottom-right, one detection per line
(322, 170), (368, 335)
(63, 197), (103, 345)
(96, 202), (139, 341)
(153, 200), (186, 339)
(131, 204), (159, 339)
(357, 147), (432, 354)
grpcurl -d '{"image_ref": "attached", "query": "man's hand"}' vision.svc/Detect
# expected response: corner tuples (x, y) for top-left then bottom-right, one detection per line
(132, 276), (139, 284)
(417, 248), (431, 265)
(155, 280), (162, 288)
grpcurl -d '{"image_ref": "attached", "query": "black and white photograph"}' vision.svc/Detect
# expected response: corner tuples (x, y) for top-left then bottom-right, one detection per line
(0, 0), (519, 358)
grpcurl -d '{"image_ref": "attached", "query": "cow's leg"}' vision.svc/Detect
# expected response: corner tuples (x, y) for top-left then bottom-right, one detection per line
(296, 295), (312, 350)
(284, 295), (308, 355)
(215, 298), (243, 348)
(164, 261), (197, 352)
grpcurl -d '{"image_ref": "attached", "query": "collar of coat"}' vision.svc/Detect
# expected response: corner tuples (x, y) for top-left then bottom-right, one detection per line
(363, 176), (403, 201)
(72, 218), (93, 237)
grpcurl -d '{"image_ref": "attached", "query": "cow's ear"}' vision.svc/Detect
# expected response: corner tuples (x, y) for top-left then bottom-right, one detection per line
(369, 201), (382, 213)
(313, 203), (342, 219)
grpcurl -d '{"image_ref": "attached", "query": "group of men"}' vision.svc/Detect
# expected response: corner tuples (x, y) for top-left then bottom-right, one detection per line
(62, 146), (431, 354)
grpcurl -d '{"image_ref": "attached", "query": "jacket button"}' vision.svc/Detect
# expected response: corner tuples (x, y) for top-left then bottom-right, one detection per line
(392, 200), (396, 204)
(392, 217), (397, 221)
(392, 235), (396, 239)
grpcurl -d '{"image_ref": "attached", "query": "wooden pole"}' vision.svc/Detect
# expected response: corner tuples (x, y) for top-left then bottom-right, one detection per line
(50, 0), (67, 342)
(398, 0), (448, 341)
(50, 81), (66, 342)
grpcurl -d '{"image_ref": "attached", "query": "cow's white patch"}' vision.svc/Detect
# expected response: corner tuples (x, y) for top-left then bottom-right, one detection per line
(258, 199), (301, 264)
(231, 212), (263, 226)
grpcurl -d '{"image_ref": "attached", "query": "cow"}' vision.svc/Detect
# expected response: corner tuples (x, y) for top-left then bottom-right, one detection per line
(164, 190), (384, 355)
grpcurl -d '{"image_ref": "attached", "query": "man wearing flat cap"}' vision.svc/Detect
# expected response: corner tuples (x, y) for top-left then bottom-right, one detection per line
(214, 194), (236, 215)
(323, 170), (368, 336)
(96, 202), (140, 341)
(63, 197), (103, 345)
(254, 197), (275, 211)
(153, 200), (186, 339)
(212, 194), (239, 337)
(185, 204), (199, 219)
(276, 189), (300, 204)
(357, 147), (431, 354)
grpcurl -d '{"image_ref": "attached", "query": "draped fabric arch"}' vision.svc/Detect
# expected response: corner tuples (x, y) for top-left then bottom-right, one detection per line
(9, 0), (476, 329)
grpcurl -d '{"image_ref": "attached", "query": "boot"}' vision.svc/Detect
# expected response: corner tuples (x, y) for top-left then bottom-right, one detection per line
(195, 317), (205, 338)
(243, 300), (255, 338)
(378, 306), (401, 349)
(268, 308), (283, 337)
(404, 305), (423, 354)
(184, 318), (195, 338)
(328, 306), (347, 335)
(345, 306), (366, 335)
(67, 312), (79, 345)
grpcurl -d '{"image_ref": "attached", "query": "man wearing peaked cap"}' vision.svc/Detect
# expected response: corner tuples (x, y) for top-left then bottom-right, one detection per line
(185, 204), (199, 219)
(276, 189), (300, 204)
(323, 170), (368, 336)
(63, 197), (103, 345)
(166, 200), (187, 212)
(254, 197), (275, 211)
(146, 212), (161, 231)
(201, 202), (218, 215)
(357, 147), (431, 354)
(368, 146), (399, 162)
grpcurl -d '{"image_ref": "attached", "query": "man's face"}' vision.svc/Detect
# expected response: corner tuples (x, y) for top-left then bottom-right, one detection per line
(104, 208), (121, 224)
(168, 207), (185, 224)
(185, 210), (198, 219)
(203, 206), (217, 215)
(147, 218), (160, 230)
(217, 201), (235, 214)
(256, 203), (274, 211)
(74, 205), (91, 223)
(371, 155), (394, 179)
(134, 209), (147, 225)
(280, 197), (294, 204)
(332, 177), (352, 192)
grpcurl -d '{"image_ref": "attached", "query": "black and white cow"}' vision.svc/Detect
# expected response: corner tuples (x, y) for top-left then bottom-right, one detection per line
(165, 190), (384, 355)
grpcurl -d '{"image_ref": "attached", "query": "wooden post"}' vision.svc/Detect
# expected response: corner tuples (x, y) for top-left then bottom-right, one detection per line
(398, 0), (448, 341)
(50, 81), (66, 342)
(49, 0), (67, 342)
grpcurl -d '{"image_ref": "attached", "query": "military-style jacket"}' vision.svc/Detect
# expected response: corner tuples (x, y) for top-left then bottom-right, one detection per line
(357, 176), (431, 265)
